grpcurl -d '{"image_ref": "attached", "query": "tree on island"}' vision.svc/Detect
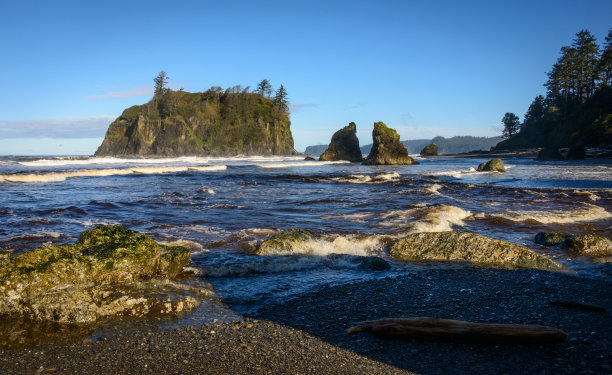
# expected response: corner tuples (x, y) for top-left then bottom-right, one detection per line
(501, 112), (520, 139)
(599, 29), (612, 86)
(256, 79), (273, 98)
(154, 71), (169, 98)
(273, 84), (289, 112)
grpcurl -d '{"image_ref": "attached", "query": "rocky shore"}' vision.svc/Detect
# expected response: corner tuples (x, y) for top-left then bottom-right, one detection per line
(1, 267), (610, 374)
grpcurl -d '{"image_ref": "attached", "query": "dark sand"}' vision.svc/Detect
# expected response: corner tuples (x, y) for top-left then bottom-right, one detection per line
(1, 268), (610, 374)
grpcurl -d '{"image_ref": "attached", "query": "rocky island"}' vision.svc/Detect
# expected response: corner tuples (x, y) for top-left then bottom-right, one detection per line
(95, 83), (295, 157)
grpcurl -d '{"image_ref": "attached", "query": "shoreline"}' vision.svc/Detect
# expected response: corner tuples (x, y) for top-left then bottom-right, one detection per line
(1, 268), (610, 374)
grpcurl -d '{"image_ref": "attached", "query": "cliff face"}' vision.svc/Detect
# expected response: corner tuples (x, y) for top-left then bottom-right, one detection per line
(95, 89), (295, 157)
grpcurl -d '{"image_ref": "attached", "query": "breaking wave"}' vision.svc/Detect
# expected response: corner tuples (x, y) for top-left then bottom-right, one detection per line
(330, 171), (400, 184)
(490, 203), (611, 224)
(258, 234), (385, 257)
(18, 156), (212, 167)
(0, 165), (227, 184)
(379, 204), (472, 233)
(256, 160), (351, 168)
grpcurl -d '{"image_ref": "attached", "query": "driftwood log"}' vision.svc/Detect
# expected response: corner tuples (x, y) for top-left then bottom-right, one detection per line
(549, 299), (606, 312)
(347, 317), (567, 344)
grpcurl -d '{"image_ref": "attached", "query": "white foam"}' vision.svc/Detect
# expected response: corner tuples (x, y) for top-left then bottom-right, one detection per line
(331, 174), (372, 184)
(19, 156), (212, 167)
(379, 204), (472, 233)
(494, 203), (611, 224)
(0, 165), (228, 184)
(159, 239), (205, 253)
(429, 167), (477, 179)
(260, 234), (384, 257)
(572, 190), (600, 201)
(374, 171), (400, 181)
(256, 160), (351, 168)
(424, 183), (443, 195)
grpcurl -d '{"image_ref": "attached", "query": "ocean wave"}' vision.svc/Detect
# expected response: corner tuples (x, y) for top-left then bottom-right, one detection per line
(330, 171), (400, 184)
(0, 165), (228, 184)
(428, 167), (478, 179)
(572, 190), (600, 201)
(424, 183), (443, 195)
(256, 160), (351, 168)
(159, 239), (206, 253)
(256, 234), (385, 257)
(490, 203), (611, 224)
(379, 204), (472, 233)
(18, 156), (212, 167)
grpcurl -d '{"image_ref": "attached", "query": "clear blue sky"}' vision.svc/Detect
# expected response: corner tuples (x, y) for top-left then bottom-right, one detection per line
(0, 0), (610, 155)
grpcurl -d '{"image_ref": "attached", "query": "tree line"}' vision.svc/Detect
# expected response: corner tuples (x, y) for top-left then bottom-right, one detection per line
(499, 28), (612, 148)
(152, 72), (289, 117)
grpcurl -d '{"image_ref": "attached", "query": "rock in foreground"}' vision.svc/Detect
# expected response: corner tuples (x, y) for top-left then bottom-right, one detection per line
(0, 226), (207, 323)
(477, 158), (505, 172)
(319, 122), (363, 162)
(389, 231), (562, 270)
(363, 122), (418, 165)
(420, 142), (438, 156)
(562, 234), (612, 257)
(534, 232), (572, 246)
(256, 228), (313, 255)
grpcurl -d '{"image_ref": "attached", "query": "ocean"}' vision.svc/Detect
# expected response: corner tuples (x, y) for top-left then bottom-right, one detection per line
(1, 155), (611, 326)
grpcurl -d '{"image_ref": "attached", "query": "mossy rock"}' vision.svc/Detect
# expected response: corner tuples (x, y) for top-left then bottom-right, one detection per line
(477, 159), (505, 172)
(363, 122), (418, 165)
(0, 226), (196, 323)
(389, 231), (562, 270)
(562, 234), (612, 257)
(420, 143), (438, 156)
(255, 228), (313, 255)
(534, 232), (572, 246)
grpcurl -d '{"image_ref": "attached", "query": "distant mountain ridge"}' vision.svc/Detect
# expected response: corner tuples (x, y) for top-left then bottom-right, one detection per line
(305, 135), (503, 155)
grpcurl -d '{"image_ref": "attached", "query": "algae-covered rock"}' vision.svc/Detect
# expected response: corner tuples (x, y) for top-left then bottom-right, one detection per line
(363, 122), (418, 165)
(0, 226), (202, 323)
(535, 232), (572, 246)
(389, 231), (562, 270)
(420, 143), (438, 156)
(562, 234), (612, 257)
(319, 122), (363, 162)
(255, 228), (313, 255)
(477, 159), (505, 173)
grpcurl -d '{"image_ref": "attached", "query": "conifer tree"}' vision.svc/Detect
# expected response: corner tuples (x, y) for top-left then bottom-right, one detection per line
(273, 84), (288, 111)
(501, 112), (520, 139)
(256, 79), (273, 97)
(154, 71), (169, 98)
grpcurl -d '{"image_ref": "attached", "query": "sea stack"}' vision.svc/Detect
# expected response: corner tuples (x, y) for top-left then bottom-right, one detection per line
(363, 122), (418, 165)
(420, 142), (438, 156)
(319, 122), (363, 162)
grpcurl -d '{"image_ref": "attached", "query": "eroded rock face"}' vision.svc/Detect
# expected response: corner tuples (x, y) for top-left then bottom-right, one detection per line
(255, 228), (313, 255)
(477, 159), (505, 172)
(562, 234), (612, 256)
(363, 122), (418, 165)
(389, 231), (562, 270)
(420, 143), (438, 156)
(319, 122), (363, 162)
(0, 226), (205, 323)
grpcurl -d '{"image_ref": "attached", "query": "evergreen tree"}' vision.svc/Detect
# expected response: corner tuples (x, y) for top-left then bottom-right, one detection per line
(501, 112), (520, 139)
(599, 28), (612, 87)
(273, 84), (288, 111)
(256, 79), (273, 97)
(154, 71), (169, 98)
(522, 95), (546, 130)
(572, 30), (599, 101)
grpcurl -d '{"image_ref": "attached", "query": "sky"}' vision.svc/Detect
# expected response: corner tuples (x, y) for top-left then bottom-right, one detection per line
(0, 0), (610, 155)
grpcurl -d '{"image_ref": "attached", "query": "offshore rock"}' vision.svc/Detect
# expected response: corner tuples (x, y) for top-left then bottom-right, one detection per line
(389, 231), (562, 270)
(319, 122), (363, 162)
(363, 122), (418, 165)
(477, 158), (505, 173)
(420, 143), (439, 156)
(535, 232), (572, 246)
(562, 234), (612, 257)
(256, 228), (313, 255)
(304, 154), (316, 161)
(95, 89), (295, 157)
(0, 226), (205, 323)
(537, 148), (564, 161)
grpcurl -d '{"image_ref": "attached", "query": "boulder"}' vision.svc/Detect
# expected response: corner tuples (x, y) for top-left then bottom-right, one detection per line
(363, 122), (418, 165)
(304, 154), (316, 161)
(537, 148), (564, 161)
(420, 143), (438, 156)
(255, 228), (313, 255)
(535, 232), (572, 246)
(389, 231), (562, 270)
(0, 226), (206, 323)
(562, 234), (612, 257)
(319, 122), (363, 162)
(477, 158), (505, 173)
